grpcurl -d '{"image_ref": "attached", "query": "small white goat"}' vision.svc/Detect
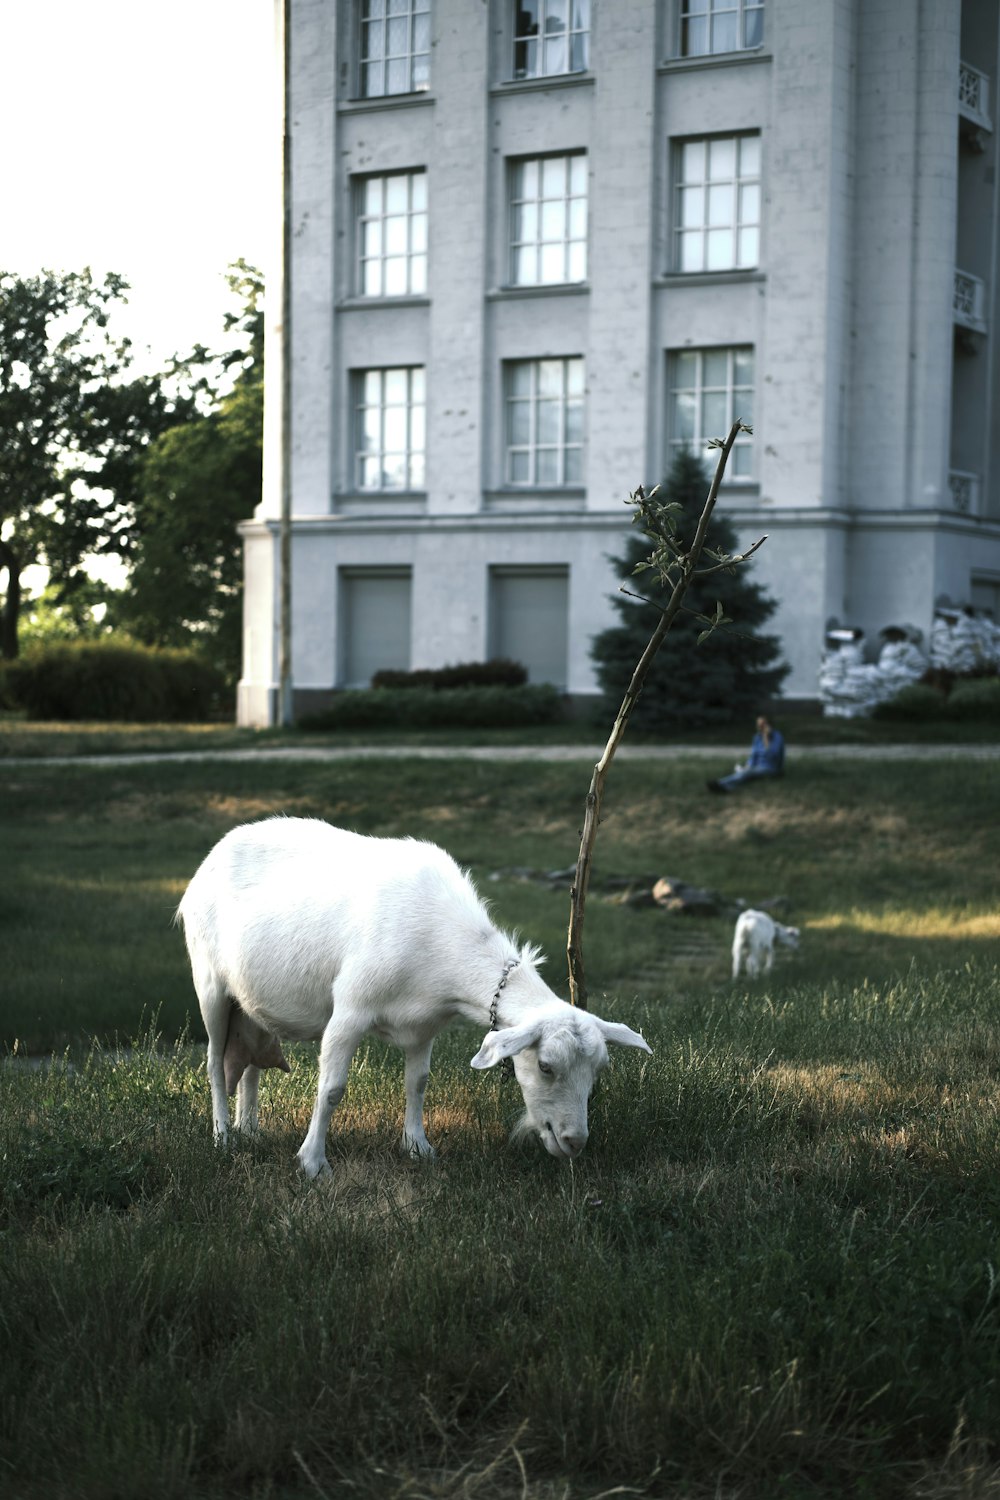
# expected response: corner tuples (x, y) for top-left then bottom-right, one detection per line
(177, 817), (651, 1174)
(731, 908), (800, 980)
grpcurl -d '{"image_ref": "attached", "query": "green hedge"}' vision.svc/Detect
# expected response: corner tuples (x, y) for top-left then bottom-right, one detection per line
(299, 683), (563, 730)
(874, 674), (1000, 723)
(1, 641), (229, 722)
(872, 684), (949, 722)
(370, 658), (528, 690)
(947, 676), (1000, 721)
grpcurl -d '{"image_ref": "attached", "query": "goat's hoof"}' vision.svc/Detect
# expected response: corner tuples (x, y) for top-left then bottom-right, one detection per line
(297, 1151), (330, 1179)
(401, 1135), (437, 1161)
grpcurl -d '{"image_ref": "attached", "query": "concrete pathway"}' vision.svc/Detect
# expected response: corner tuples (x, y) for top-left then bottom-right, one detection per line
(2, 741), (999, 767)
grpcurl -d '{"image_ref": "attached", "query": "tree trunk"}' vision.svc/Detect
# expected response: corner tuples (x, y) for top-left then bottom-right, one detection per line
(0, 538), (22, 660)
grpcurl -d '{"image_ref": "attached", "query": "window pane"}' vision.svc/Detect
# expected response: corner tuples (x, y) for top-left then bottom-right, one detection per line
(384, 406), (407, 452)
(509, 362), (532, 397)
(673, 350), (698, 388)
(536, 399), (560, 444)
(361, 455), (381, 489)
(737, 226), (759, 267)
(736, 389), (754, 426)
(546, 0), (568, 31)
(387, 0), (408, 13)
(671, 390), (697, 440)
(733, 348), (754, 385)
(364, 370), (382, 402)
(413, 12), (430, 50)
(386, 56), (408, 92)
(363, 260), (381, 296)
(510, 450), (531, 483)
(540, 199), (566, 241)
(363, 0), (384, 17)
(361, 406), (381, 447)
(739, 182), (760, 225)
(679, 185), (703, 228)
(565, 400), (584, 443)
(705, 227), (733, 268)
(410, 172), (427, 211)
(385, 215), (407, 254)
(711, 10), (738, 52)
(543, 34), (567, 74)
(383, 454), (406, 489)
(542, 156), (566, 196)
(412, 53), (430, 89)
(409, 452), (425, 489)
(708, 137), (736, 179)
(514, 201), (538, 244)
(739, 134), (761, 176)
(384, 368), (407, 404)
(540, 243), (565, 281)
(537, 360), (563, 396)
(387, 16), (407, 52)
(566, 358), (584, 395)
(384, 176), (408, 213)
(702, 391), (728, 435)
(410, 404), (425, 451)
(409, 255), (426, 293)
(509, 400), (531, 446)
(570, 154), (587, 194)
(707, 183), (732, 227)
(518, 0), (540, 34)
(567, 241), (586, 281)
(568, 198), (586, 239)
(515, 38), (538, 77)
(731, 444), (752, 477)
(384, 257), (407, 295)
(680, 140), (704, 183)
(571, 0), (590, 28)
(364, 62), (383, 96)
(411, 213), (427, 252)
(569, 31), (588, 70)
(363, 177), (382, 213)
(564, 446), (583, 483)
(679, 230), (704, 271)
(536, 448), (559, 485)
(362, 218), (382, 258)
(744, 6), (764, 47)
(681, 15), (707, 56)
(363, 20), (383, 60)
(702, 350), (728, 386)
(514, 246), (538, 284)
(410, 367), (425, 402)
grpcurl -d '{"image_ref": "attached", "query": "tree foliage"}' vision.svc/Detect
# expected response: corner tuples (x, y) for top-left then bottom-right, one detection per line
(113, 263), (263, 682)
(0, 268), (185, 659)
(589, 448), (789, 729)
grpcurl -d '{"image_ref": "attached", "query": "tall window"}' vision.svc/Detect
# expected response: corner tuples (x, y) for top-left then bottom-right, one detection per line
(360, 0), (430, 98)
(505, 358), (584, 486)
(676, 135), (760, 272)
(679, 0), (764, 56)
(357, 172), (427, 296)
(669, 348), (754, 478)
(510, 155), (587, 285)
(513, 0), (590, 80)
(355, 368), (426, 491)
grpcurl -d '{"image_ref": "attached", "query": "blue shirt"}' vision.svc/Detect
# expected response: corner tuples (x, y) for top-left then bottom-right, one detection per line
(747, 728), (785, 775)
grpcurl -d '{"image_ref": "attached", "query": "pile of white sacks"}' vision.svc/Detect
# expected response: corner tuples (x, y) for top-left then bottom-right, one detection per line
(819, 608), (1000, 718)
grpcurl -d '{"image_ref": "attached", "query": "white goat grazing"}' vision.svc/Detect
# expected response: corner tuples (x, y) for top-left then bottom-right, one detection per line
(731, 908), (800, 980)
(177, 817), (652, 1174)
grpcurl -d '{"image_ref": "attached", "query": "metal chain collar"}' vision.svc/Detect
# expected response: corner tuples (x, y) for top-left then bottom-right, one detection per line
(489, 958), (520, 1079)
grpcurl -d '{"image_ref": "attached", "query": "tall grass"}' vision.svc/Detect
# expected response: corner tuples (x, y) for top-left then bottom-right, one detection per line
(1, 751), (999, 1496)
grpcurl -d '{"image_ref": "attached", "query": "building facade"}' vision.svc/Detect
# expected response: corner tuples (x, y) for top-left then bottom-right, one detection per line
(237, 0), (1000, 726)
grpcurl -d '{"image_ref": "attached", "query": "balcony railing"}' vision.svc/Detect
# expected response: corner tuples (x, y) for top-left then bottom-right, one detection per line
(954, 269), (987, 333)
(959, 61), (992, 131)
(948, 469), (980, 516)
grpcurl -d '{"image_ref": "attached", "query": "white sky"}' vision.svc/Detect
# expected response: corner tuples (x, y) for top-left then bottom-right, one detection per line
(1, 0), (275, 371)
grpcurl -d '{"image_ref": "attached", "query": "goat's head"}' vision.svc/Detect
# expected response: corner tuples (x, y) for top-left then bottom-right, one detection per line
(776, 923), (801, 950)
(470, 1003), (651, 1159)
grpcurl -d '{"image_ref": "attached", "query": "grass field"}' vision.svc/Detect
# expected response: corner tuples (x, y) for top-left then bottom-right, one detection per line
(1, 741), (999, 1498)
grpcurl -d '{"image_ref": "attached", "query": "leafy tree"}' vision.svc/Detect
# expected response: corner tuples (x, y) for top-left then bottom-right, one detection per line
(590, 448), (789, 729)
(114, 263), (263, 682)
(0, 268), (184, 659)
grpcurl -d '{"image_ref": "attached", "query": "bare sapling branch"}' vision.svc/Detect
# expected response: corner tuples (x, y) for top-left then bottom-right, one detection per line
(566, 420), (755, 1008)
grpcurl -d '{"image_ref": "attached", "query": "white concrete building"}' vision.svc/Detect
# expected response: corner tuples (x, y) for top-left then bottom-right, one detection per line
(237, 0), (1000, 726)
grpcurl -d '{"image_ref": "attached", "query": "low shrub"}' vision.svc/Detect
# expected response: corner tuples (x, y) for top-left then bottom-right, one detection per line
(370, 658), (528, 690)
(946, 675), (1000, 721)
(2, 640), (229, 722)
(299, 682), (563, 730)
(873, 683), (949, 721)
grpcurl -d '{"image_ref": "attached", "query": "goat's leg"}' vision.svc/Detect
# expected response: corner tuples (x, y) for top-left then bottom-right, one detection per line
(401, 1038), (436, 1160)
(297, 1012), (367, 1178)
(764, 947), (774, 974)
(195, 968), (232, 1143)
(235, 1066), (261, 1134)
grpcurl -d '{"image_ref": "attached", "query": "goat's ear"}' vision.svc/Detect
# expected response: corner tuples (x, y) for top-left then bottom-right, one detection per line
(597, 1020), (653, 1055)
(470, 1022), (541, 1070)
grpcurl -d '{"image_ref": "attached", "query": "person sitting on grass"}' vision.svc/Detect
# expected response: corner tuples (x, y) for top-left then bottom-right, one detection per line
(707, 714), (786, 794)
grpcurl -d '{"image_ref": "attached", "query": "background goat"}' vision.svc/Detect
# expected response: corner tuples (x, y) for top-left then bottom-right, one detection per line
(731, 908), (800, 979)
(177, 817), (651, 1174)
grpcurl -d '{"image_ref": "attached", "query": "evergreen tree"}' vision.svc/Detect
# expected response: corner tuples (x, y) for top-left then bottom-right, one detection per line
(590, 448), (789, 730)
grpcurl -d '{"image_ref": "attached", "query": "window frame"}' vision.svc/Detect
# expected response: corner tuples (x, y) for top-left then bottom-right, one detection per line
(358, 0), (431, 99)
(508, 152), (588, 287)
(504, 356), (585, 488)
(355, 170), (428, 298)
(353, 366), (427, 493)
(512, 0), (591, 82)
(673, 132), (761, 274)
(677, 0), (765, 58)
(667, 347), (755, 480)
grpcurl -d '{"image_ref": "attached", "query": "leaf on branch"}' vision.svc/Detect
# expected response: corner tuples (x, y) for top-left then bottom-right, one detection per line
(695, 599), (733, 644)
